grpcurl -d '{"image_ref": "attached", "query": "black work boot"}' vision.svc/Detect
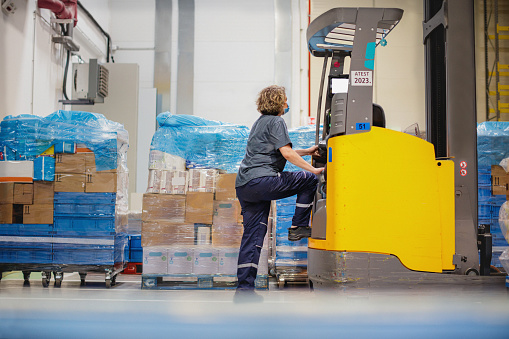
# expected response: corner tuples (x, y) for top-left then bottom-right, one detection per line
(288, 226), (311, 241)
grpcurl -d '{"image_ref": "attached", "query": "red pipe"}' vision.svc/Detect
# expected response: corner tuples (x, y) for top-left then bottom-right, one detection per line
(38, 0), (78, 26)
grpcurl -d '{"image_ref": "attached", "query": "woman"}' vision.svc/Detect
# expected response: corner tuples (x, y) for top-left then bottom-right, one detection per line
(235, 85), (325, 296)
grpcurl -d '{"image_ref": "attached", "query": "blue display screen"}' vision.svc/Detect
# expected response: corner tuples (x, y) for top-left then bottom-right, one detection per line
(356, 123), (371, 131)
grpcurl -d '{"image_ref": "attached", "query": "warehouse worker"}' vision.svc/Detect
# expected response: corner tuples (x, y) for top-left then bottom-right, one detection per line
(234, 85), (324, 300)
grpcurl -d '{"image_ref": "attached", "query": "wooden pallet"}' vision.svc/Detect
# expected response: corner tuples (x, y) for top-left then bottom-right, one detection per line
(141, 274), (269, 290)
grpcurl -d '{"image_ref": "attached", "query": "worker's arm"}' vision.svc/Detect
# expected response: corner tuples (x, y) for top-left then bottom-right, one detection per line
(295, 145), (320, 157)
(279, 144), (324, 175)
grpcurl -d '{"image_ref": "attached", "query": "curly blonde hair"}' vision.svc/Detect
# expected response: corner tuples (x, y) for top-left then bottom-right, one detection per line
(256, 85), (286, 116)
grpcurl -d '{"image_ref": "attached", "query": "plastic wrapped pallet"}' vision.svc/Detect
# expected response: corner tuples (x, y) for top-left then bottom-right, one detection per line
(477, 122), (509, 168)
(149, 112), (249, 173)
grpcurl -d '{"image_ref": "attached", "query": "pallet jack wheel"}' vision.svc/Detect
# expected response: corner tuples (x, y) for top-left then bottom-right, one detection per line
(22, 271), (30, 286)
(278, 276), (286, 289)
(41, 271), (51, 287)
(79, 273), (87, 286)
(53, 272), (63, 288)
(309, 279), (314, 290)
(105, 272), (112, 288)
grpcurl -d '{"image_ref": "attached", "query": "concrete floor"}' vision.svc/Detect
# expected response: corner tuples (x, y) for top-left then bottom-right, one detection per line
(0, 272), (508, 339)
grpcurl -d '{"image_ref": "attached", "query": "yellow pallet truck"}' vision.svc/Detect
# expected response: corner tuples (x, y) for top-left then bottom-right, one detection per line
(307, 5), (482, 287)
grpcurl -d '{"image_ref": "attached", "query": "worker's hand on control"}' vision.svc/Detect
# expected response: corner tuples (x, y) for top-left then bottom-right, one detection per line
(306, 145), (320, 157)
(311, 167), (325, 175)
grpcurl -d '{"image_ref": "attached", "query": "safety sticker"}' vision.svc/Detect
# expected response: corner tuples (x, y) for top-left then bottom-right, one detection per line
(460, 161), (467, 169)
(351, 71), (372, 86)
(460, 169), (467, 176)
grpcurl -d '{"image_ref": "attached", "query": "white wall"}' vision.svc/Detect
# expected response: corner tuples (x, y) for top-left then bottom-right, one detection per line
(0, 0), (110, 119)
(109, 0), (155, 89)
(194, 0), (276, 128)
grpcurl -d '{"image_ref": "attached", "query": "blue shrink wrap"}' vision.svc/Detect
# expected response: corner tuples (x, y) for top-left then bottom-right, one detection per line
(33, 156), (55, 181)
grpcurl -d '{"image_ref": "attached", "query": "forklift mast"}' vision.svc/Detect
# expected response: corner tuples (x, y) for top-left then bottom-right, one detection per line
(423, 0), (479, 274)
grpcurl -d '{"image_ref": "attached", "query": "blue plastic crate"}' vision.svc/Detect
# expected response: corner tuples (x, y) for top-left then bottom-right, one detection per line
(478, 184), (493, 201)
(478, 204), (492, 220)
(276, 234), (308, 247)
(130, 248), (143, 262)
(130, 234), (142, 249)
(53, 216), (115, 236)
(0, 224), (53, 236)
(478, 167), (492, 186)
(0, 236), (52, 250)
(0, 248), (52, 264)
(124, 244), (130, 263)
(54, 192), (116, 217)
(52, 235), (115, 265)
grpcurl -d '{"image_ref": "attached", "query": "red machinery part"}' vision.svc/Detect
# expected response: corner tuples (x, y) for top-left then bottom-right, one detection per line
(37, 0), (78, 26)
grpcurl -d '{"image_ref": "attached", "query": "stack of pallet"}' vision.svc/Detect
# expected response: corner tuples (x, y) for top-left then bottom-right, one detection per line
(0, 112), (129, 277)
(477, 122), (509, 269)
(141, 154), (268, 289)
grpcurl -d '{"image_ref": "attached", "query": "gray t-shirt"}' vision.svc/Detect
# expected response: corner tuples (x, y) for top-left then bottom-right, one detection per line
(236, 115), (292, 187)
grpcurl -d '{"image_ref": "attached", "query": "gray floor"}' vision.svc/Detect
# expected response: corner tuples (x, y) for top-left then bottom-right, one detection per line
(0, 272), (508, 339)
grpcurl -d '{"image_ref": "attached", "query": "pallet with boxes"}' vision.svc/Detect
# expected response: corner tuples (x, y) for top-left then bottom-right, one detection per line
(0, 112), (129, 287)
(141, 155), (268, 290)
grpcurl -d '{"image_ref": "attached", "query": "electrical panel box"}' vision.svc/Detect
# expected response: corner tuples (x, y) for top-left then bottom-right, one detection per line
(72, 59), (109, 103)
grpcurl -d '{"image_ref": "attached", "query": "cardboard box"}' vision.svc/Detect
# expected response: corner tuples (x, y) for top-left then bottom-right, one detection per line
(192, 246), (219, 274)
(23, 203), (54, 224)
(1, 183), (35, 205)
(491, 165), (507, 195)
(215, 173), (237, 200)
(217, 248), (239, 275)
(85, 172), (117, 193)
(188, 169), (218, 193)
(14, 183), (33, 205)
(213, 200), (243, 225)
(211, 223), (244, 247)
(0, 161), (34, 182)
(161, 170), (188, 194)
(141, 221), (195, 247)
(34, 181), (54, 205)
(142, 247), (168, 274)
(167, 246), (194, 274)
(142, 194), (186, 222)
(0, 183), (15, 204)
(185, 192), (214, 224)
(54, 173), (86, 192)
(55, 153), (86, 173)
(84, 153), (117, 173)
(0, 203), (23, 224)
(146, 169), (163, 193)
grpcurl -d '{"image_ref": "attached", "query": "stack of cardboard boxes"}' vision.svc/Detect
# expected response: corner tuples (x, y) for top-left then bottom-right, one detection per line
(142, 165), (263, 277)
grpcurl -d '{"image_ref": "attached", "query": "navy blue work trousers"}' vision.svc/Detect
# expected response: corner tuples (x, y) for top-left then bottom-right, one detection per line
(235, 171), (318, 289)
